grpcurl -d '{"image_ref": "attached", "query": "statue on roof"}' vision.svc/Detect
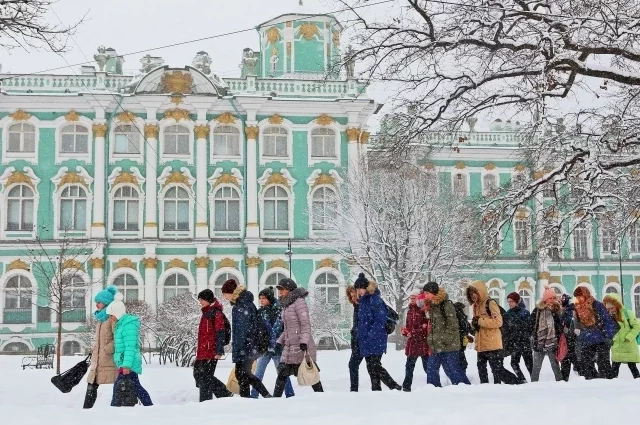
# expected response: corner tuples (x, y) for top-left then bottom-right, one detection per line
(345, 45), (356, 78)
(192, 51), (212, 75)
(242, 48), (258, 76)
(139, 54), (164, 74)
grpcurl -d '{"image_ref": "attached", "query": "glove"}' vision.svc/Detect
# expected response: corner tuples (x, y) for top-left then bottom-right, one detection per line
(467, 335), (474, 343)
(300, 343), (308, 352)
(401, 327), (409, 337)
(471, 316), (479, 331)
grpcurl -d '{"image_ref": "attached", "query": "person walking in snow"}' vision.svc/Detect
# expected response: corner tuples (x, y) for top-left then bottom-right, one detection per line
(347, 285), (364, 392)
(355, 273), (402, 391)
(251, 286), (295, 398)
(401, 288), (429, 392)
(603, 294), (640, 379)
(83, 286), (119, 409)
(106, 293), (153, 407)
(220, 279), (272, 398)
(466, 280), (520, 385)
(422, 282), (471, 387)
(572, 286), (617, 380)
(560, 294), (579, 381)
(529, 286), (563, 382)
(272, 278), (324, 396)
(193, 289), (233, 402)
(504, 292), (533, 383)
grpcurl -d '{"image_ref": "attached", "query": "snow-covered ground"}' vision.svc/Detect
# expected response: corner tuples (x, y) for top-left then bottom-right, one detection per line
(0, 348), (637, 424)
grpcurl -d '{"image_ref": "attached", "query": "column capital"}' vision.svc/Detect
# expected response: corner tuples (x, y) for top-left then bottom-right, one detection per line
(89, 257), (105, 269)
(144, 123), (159, 139)
(92, 123), (108, 138)
(246, 256), (261, 268)
(142, 257), (159, 269)
(195, 256), (210, 268)
(245, 125), (259, 140)
(194, 125), (210, 139)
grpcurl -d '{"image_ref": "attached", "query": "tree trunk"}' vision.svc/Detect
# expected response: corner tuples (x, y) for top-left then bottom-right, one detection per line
(394, 299), (405, 351)
(56, 302), (62, 375)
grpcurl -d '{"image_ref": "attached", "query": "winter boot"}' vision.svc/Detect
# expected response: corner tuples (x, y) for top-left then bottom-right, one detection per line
(82, 384), (98, 409)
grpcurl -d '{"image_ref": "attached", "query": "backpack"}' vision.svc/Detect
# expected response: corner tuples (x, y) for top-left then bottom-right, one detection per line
(440, 301), (471, 344)
(485, 298), (507, 333)
(385, 303), (400, 335)
(220, 311), (232, 346)
(255, 315), (271, 354)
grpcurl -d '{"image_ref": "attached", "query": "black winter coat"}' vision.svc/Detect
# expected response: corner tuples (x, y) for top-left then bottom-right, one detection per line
(503, 303), (532, 354)
(350, 303), (360, 354)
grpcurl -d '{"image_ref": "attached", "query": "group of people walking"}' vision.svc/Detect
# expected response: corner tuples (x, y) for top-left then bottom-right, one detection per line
(81, 272), (640, 408)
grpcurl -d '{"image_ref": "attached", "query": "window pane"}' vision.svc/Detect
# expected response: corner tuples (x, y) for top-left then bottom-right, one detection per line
(164, 201), (176, 230)
(7, 199), (20, 230)
(75, 200), (87, 229)
(264, 200), (275, 230)
(177, 201), (189, 230)
(8, 132), (21, 152)
(61, 134), (75, 152)
(214, 200), (227, 231)
(76, 134), (88, 153)
(228, 200), (240, 231)
(114, 201), (125, 230)
(60, 200), (73, 229)
(127, 201), (139, 230)
(276, 200), (288, 230)
(115, 134), (128, 153)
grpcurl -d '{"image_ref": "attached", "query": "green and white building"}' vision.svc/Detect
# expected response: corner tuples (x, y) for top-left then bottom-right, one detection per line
(0, 12), (376, 353)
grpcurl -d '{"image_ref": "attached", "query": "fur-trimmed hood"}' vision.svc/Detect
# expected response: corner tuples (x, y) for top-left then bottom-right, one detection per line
(603, 294), (623, 322)
(536, 299), (562, 313)
(466, 280), (488, 305)
(430, 287), (449, 306)
(280, 287), (309, 308)
(365, 280), (378, 295)
(230, 285), (252, 304)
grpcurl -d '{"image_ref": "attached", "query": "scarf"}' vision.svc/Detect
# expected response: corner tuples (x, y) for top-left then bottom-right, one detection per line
(536, 308), (556, 350)
(575, 295), (597, 327)
(94, 308), (109, 323)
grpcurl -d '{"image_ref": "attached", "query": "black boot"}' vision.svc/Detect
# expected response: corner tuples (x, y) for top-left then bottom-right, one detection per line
(83, 384), (98, 409)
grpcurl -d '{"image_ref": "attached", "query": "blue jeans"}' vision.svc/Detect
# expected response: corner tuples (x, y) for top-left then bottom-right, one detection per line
(427, 351), (471, 387)
(402, 355), (429, 391)
(348, 351), (364, 391)
(111, 372), (153, 406)
(250, 352), (294, 398)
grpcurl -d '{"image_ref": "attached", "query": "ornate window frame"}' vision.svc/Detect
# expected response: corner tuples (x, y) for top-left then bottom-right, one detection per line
(260, 268), (297, 290)
(156, 267), (196, 305)
(0, 167), (40, 239)
(210, 268), (245, 297)
(159, 118), (195, 165)
(107, 167), (146, 239)
(51, 166), (94, 239)
(306, 169), (343, 239)
(307, 120), (342, 166)
(0, 269), (37, 328)
(259, 117), (293, 166)
(210, 119), (244, 165)
(157, 167), (196, 239)
(109, 114), (145, 164)
(107, 268), (145, 302)
(208, 168), (244, 239)
(51, 268), (91, 327)
(258, 168), (296, 239)
(54, 115), (94, 164)
(1, 113), (40, 165)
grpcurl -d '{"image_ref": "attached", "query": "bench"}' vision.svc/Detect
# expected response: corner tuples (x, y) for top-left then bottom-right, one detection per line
(21, 344), (55, 370)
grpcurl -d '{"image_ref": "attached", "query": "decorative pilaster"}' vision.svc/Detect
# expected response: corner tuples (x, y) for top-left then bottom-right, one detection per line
(91, 123), (108, 238)
(195, 256), (209, 293)
(195, 125), (210, 239)
(245, 125), (260, 238)
(144, 124), (159, 238)
(89, 257), (105, 314)
(246, 255), (260, 298)
(142, 257), (158, 308)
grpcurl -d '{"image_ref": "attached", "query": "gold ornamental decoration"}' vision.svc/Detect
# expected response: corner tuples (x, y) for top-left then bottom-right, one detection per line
(117, 111), (137, 123)
(423, 162), (436, 170)
(298, 22), (319, 40)
(515, 208), (529, 220)
(266, 27), (280, 44)
(62, 259), (84, 271)
(577, 276), (590, 284)
(217, 258), (238, 270)
(455, 162), (467, 170)
(214, 173), (239, 187)
(346, 127), (361, 142)
(360, 131), (370, 144)
(268, 114), (284, 125)
(7, 259), (29, 271)
(268, 259), (288, 270)
(163, 171), (189, 188)
(10, 110), (30, 121)
(161, 71), (193, 94)
(514, 164), (527, 172)
(6, 171), (34, 189)
(89, 258), (105, 269)
(115, 258), (136, 270)
(518, 280), (533, 290)
(57, 172), (87, 189)
(549, 276), (562, 284)
(93, 123), (108, 137)
(144, 124), (159, 138)
(265, 172), (289, 188)
(216, 113), (236, 124)
(317, 258), (337, 269)
(170, 95), (183, 105)
(194, 125), (209, 139)
(606, 275), (619, 284)
(316, 114), (335, 126)
(313, 173), (335, 187)
(538, 271), (551, 280)
(65, 111), (80, 122)
(195, 257), (210, 269)
(145, 222), (158, 227)
(488, 279), (500, 289)
(245, 126), (259, 139)
(246, 256), (261, 268)
(164, 108), (191, 122)
(142, 258), (158, 269)
(167, 258), (188, 270)
(484, 163), (496, 171)
(114, 171), (139, 187)
(332, 30), (340, 48)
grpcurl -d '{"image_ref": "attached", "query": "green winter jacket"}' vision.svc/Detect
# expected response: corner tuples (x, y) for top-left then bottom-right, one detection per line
(113, 314), (143, 375)
(605, 294), (640, 364)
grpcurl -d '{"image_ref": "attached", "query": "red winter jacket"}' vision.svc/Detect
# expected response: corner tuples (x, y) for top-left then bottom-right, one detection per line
(196, 301), (226, 360)
(404, 303), (429, 357)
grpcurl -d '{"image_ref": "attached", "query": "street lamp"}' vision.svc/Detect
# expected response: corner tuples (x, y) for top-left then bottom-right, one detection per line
(612, 236), (624, 302)
(285, 238), (293, 278)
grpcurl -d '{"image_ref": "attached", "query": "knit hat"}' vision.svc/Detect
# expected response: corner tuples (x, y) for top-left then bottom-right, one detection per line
(423, 281), (439, 295)
(259, 286), (276, 304)
(354, 273), (369, 290)
(506, 292), (520, 304)
(409, 288), (421, 297)
(276, 278), (297, 291)
(105, 292), (126, 320)
(561, 294), (571, 307)
(220, 278), (238, 294)
(542, 285), (557, 303)
(94, 285), (118, 306)
(197, 289), (215, 304)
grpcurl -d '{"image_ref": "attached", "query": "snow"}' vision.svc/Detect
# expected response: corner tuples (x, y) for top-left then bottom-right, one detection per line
(0, 348), (637, 424)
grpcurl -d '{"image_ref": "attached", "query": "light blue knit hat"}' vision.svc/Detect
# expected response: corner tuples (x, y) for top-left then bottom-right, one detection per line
(94, 285), (118, 306)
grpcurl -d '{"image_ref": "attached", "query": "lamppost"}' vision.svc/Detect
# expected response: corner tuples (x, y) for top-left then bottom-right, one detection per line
(285, 238), (293, 278)
(612, 234), (624, 303)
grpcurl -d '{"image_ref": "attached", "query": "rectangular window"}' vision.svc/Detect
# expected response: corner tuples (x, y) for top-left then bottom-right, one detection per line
(177, 201), (189, 230)
(276, 200), (288, 230)
(630, 224), (640, 253)
(264, 200), (276, 230)
(214, 200), (227, 231)
(574, 226), (589, 259)
(61, 134), (75, 153)
(113, 201), (126, 230)
(8, 133), (21, 152)
(514, 220), (529, 252)
(165, 134), (190, 155)
(114, 133), (140, 154)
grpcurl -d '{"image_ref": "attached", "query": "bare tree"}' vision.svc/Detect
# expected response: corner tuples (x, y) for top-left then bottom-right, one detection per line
(125, 300), (157, 363)
(0, 0), (83, 53)
(320, 162), (486, 349)
(308, 297), (350, 350)
(339, 0), (640, 240)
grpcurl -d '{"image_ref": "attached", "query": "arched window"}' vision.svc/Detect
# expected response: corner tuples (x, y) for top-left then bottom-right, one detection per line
(634, 286), (640, 318)
(310, 128), (336, 158)
(263, 127), (288, 157)
(60, 124), (89, 153)
(514, 219), (530, 253)
(2, 342), (30, 353)
(114, 125), (140, 154)
(62, 341), (81, 356)
(600, 218), (618, 254)
(4, 275), (32, 324)
(60, 185), (87, 230)
(7, 185), (34, 231)
(214, 272), (239, 299)
(214, 187), (240, 231)
(163, 186), (190, 231)
(551, 285), (564, 296)
(113, 186), (139, 231)
(605, 285), (620, 296)
(163, 273), (190, 301)
(312, 187), (337, 231)
(265, 272), (288, 289)
(518, 289), (533, 311)
(314, 272), (340, 312)
(61, 275), (86, 322)
(483, 174), (497, 194)
(263, 186), (288, 230)
(113, 273), (140, 302)
(213, 126), (240, 156)
(8, 123), (35, 153)
(163, 125), (190, 155)
(488, 288), (502, 305)
(453, 173), (467, 197)
(573, 222), (589, 259)
(630, 223), (640, 253)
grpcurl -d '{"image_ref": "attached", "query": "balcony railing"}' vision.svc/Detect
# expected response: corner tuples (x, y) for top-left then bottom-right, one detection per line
(0, 74), (134, 93)
(3, 308), (32, 324)
(61, 309), (87, 323)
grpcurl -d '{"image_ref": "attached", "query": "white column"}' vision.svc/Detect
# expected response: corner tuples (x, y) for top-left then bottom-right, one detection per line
(89, 258), (105, 317)
(246, 256), (260, 302)
(144, 124), (159, 238)
(245, 125), (260, 239)
(195, 125), (210, 239)
(142, 258), (158, 309)
(91, 124), (107, 239)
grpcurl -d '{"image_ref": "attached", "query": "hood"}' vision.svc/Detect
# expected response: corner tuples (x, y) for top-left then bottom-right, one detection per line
(202, 299), (223, 314)
(281, 287), (309, 308)
(118, 314), (140, 329)
(231, 286), (253, 305)
(430, 287), (449, 306)
(366, 280), (378, 295)
(518, 299), (526, 310)
(536, 299), (561, 312)
(603, 294), (623, 311)
(466, 280), (488, 304)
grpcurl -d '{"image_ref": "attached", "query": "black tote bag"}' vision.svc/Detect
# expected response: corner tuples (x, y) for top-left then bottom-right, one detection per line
(50, 354), (91, 394)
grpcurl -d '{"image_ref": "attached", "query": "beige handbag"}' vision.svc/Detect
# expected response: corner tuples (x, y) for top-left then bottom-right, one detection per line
(226, 361), (257, 394)
(297, 352), (321, 386)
